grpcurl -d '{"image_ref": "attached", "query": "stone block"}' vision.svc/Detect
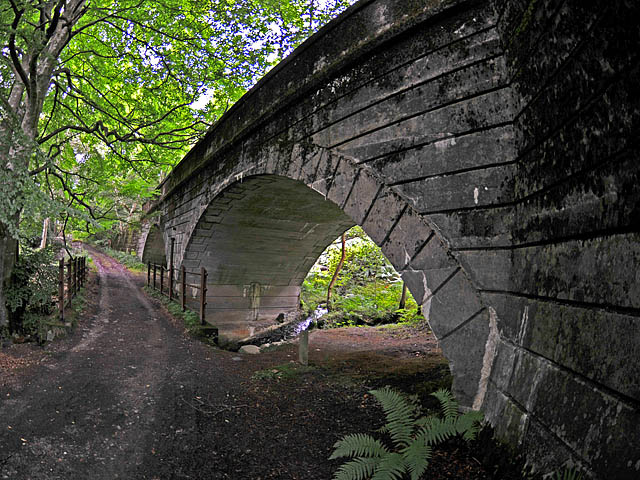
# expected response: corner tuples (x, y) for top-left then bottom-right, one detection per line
(427, 269), (483, 338)
(511, 234), (640, 309)
(506, 349), (640, 479)
(297, 145), (326, 185)
(396, 164), (516, 213)
(342, 168), (380, 224)
(361, 189), (405, 244)
(380, 207), (432, 270)
(456, 249), (512, 291)
(401, 267), (457, 307)
(440, 308), (490, 407)
(327, 159), (358, 208)
(371, 125), (517, 184)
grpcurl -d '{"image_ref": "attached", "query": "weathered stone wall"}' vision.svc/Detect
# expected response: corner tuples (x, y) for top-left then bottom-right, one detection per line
(141, 0), (639, 475)
(476, 1), (640, 478)
(111, 228), (140, 255)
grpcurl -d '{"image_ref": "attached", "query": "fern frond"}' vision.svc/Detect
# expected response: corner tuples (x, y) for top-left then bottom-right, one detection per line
(402, 439), (432, 480)
(418, 416), (458, 445)
(371, 452), (406, 480)
(333, 457), (380, 480)
(431, 388), (458, 420)
(456, 410), (483, 441)
(370, 387), (416, 447)
(330, 433), (389, 459)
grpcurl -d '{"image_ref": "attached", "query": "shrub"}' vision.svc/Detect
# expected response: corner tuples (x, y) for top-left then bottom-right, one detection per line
(5, 245), (58, 335)
(330, 387), (483, 480)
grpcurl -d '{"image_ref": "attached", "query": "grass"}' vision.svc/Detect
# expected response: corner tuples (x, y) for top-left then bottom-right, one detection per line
(142, 286), (215, 344)
(102, 247), (146, 271)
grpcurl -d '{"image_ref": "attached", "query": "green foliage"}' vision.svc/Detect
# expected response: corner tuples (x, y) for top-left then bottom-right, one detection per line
(554, 466), (583, 480)
(5, 245), (58, 335)
(101, 246), (146, 271)
(1, 0), (355, 244)
(143, 285), (200, 333)
(330, 387), (483, 480)
(302, 226), (423, 327)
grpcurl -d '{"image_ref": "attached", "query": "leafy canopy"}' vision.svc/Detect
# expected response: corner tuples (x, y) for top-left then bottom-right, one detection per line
(0, 0), (354, 239)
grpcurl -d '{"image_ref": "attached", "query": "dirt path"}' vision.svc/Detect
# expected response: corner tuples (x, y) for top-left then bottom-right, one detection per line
(1, 248), (487, 480)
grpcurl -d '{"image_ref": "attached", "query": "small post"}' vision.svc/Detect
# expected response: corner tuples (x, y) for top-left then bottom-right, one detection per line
(199, 267), (207, 325)
(181, 265), (186, 312)
(299, 330), (309, 366)
(153, 264), (157, 290)
(147, 262), (151, 287)
(73, 258), (78, 296)
(160, 265), (164, 295)
(169, 238), (175, 302)
(59, 259), (65, 320)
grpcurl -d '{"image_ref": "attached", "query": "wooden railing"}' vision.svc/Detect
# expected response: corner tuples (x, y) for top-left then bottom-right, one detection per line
(58, 256), (88, 320)
(147, 262), (208, 325)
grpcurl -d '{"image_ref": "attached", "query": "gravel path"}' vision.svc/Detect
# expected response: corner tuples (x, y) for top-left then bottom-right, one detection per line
(0, 247), (487, 480)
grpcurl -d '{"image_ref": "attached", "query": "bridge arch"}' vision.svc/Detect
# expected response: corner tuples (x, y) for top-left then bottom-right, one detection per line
(140, 224), (167, 266)
(180, 145), (496, 409)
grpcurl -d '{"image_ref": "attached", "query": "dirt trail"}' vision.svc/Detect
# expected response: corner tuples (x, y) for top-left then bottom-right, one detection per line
(0, 248), (481, 480)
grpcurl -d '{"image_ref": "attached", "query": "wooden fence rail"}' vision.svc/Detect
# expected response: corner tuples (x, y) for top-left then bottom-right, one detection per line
(59, 256), (88, 320)
(147, 262), (208, 325)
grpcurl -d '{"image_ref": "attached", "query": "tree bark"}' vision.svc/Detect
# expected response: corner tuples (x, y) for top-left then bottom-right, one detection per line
(398, 282), (408, 310)
(40, 217), (50, 249)
(0, 222), (18, 327)
(326, 233), (346, 311)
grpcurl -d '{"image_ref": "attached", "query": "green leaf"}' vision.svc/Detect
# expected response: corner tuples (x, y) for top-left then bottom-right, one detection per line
(333, 457), (380, 480)
(330, 434), (388, 460)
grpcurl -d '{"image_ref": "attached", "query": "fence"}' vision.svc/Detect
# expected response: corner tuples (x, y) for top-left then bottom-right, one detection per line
(147, 262), (208, 325)
(58, 256), (88, 320)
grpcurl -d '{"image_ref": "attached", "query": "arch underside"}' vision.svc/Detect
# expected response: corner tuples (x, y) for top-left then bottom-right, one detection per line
(141, 225), (167, 266)
(182, 175), (354, 340)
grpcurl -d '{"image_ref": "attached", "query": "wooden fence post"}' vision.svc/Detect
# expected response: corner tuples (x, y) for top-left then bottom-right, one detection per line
(147, 262), (151, 287)
(160, 265), (164, 295)
(73, 258), (78, 297)
(153, 264), (157, 290)
(200, 267), (207, 325)
(59, 259), (65, 320)
(66, 259), (72, 304)
(181, 265), (186, 312)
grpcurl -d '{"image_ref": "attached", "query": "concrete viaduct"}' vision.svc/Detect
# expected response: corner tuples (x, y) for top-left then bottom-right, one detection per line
(135, 0), (639, 476)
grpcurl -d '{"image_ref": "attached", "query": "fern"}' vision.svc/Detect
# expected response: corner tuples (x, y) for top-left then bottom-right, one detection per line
(330, 388), (483, 480)
(330, 434), (389, 459)
(371, 387), (417, 448)
(431, 388), (458, 420)
(334, 457), (380, 480)
(554, 466), (584, 480)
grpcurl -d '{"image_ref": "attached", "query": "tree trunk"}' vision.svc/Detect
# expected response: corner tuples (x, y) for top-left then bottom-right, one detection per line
(0, 222), (18, 327)
(398, 282), (408, 310)
(327, 233), (346, 311)
(40, 217), (50, 249)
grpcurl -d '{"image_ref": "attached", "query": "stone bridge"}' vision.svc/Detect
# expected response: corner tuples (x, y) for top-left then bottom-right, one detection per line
(137, 0), (639, 476)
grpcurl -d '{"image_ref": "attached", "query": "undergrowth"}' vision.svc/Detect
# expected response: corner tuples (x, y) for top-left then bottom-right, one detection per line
(301, 227), (424, 329)
(143, 286), (208, 339)
(330, 387), (483, 480)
